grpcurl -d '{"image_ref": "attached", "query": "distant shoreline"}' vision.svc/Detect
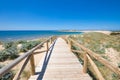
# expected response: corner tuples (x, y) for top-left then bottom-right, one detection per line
(60, 30), (112, 35)
(0, 30), (82, 42)
(80, 30), (112, 35)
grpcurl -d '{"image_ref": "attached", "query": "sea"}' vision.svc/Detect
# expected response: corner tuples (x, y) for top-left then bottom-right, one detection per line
(0, 30), (82, 42)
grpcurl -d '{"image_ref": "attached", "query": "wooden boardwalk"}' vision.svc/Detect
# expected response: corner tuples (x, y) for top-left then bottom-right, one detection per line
(29, 38), (92, 80)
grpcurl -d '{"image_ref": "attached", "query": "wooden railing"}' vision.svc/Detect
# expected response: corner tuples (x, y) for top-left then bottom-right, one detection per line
(0, 36), (56, 80)
(64, 37), (120, 80)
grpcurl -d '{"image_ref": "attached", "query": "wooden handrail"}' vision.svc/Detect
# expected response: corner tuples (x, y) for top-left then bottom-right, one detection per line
(86, 54), (105, 80)
(0, 36), (54, 78)
(72, 49), (105, 80)
(69, 38), (120, 76)
(83, 52), (88, 73)
(72, 50), (84, 54)
(33, 50), (47, 55)
(67, 38), (120, 80)
(13, 55), (31, 80)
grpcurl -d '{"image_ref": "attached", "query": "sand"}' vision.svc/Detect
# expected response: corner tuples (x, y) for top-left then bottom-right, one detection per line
(81, 30), (112, 35)
(105, 48), (120, 67)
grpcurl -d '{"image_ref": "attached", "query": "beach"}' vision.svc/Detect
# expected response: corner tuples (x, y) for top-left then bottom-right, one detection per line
(80, 30), (112, 35)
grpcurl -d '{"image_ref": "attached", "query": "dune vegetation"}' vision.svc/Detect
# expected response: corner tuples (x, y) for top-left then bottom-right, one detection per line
(69, 32), (120, 80)
(0, 39), (42, 80)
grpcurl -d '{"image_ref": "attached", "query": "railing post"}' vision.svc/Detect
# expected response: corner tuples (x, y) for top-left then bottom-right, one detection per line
(69, 40), (72, 51)
(83, 52), (88, 73)
(30, 54), (35, 75)
(46, 41), (49, 51)
(50, 37), (52, 44)
(66, 38), (69, 44)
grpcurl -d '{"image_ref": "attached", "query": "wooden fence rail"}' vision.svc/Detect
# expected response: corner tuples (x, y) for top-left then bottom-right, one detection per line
(64, 37), (120, 80)
(0, 36), (56, 80)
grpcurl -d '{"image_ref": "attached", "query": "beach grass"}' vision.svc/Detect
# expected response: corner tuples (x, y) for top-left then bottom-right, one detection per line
(70, 32), (120, 80)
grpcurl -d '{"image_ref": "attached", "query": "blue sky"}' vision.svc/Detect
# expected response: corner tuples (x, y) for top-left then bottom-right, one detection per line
(0, 0), (120, 30)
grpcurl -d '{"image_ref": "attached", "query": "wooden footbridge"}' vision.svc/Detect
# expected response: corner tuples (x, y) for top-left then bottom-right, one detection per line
(0, 36), (120, 80)
(29, 38), (91, 80)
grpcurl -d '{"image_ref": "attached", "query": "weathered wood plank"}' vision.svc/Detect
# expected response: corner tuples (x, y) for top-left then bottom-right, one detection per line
(29, 38), (92, 80)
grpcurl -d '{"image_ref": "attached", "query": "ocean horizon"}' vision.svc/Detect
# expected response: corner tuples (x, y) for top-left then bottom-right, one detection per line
(0, 30), (82, 41)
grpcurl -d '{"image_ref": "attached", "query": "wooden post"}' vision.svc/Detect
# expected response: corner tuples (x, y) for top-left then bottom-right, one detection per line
(46, 41), (49, 51)
(69, 40), (72, 51)
(50, 37), (52, 44)
(30, 54), (35, 75)
(69, 38), (120, 76)
(0, 37), (53, 78)
(66, 37), (68, 44)
(83, 52), (87, 73)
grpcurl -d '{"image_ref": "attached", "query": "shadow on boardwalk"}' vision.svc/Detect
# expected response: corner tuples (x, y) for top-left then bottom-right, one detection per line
(35, 40), (56, 80)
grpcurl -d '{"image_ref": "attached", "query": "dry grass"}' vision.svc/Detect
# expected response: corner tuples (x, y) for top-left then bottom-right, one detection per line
(70, 32), (120, 80)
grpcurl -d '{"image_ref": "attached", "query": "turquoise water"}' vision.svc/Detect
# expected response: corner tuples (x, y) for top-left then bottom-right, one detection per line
(0, 30), (82, 41)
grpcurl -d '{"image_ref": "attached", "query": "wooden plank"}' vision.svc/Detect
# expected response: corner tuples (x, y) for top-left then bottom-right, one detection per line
(29, 38), (92, 80)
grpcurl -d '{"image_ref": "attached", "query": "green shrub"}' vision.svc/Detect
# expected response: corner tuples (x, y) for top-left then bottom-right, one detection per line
(20, 44), (29, 52)
(69, 33), (120, 80)
(3, 42), (14, 49)
(16, 40), (27, 44)
(112, 73), (119, 80)
(0, 46), (18, 61)
(6, 46), (19, 59)
(0, 50), (8, 61)
(98, 48), (105, 54)
(72, 45), (81, 50)
(94, 60), (104, 67)
(20, 41), (41, 52)
(118, 63), (120, 68)
(0, 65), (13, 80)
